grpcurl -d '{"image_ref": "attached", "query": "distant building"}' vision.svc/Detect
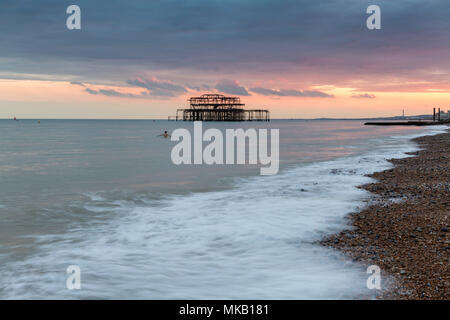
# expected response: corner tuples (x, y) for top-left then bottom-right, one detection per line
(439, 109), (450, 119)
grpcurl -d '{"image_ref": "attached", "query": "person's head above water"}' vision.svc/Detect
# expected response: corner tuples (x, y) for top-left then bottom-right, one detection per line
(158, 131), (170, 138)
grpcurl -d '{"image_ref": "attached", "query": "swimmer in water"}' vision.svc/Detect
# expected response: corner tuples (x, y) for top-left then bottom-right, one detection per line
(158, 131), (170, 138)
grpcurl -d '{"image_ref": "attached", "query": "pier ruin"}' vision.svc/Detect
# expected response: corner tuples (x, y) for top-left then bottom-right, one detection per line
(169, 94), (270, 121)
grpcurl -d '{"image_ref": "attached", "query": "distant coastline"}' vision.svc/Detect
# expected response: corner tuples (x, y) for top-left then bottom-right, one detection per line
(0, 116), (444, 121)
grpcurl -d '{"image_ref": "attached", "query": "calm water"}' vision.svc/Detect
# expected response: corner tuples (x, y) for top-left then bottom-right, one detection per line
(0, 119), (445, 299)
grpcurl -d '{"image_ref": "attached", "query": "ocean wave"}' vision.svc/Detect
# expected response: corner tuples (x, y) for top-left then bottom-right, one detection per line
(0, 126), (444, 299)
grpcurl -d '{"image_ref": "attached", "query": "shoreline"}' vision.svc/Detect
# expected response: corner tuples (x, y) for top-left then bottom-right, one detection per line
(321, 127), (449, 299)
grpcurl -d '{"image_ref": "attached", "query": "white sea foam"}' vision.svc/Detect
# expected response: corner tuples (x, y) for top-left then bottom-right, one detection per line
(83, 192), (105, 202)
(0, 126), (446, 299)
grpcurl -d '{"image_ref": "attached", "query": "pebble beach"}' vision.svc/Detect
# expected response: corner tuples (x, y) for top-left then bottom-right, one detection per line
(322, 128), (449, 300)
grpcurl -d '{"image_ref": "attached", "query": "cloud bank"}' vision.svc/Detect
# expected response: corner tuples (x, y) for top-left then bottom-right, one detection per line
(215, 80), (250, 96)
(251, 87), (333, 98)
(351, 93), (376, 99)
(126, 78), (187, 97)
(2, 0), (450, 93)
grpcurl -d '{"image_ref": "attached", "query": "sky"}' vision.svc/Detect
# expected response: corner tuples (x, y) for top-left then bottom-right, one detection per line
(1, 0), (450, 119)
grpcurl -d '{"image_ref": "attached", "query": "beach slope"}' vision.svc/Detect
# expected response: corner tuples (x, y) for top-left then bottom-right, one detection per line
(322, 129), (449, 299)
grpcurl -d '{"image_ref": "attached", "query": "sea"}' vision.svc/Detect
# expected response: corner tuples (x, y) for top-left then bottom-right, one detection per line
(0, 119), (446, 299)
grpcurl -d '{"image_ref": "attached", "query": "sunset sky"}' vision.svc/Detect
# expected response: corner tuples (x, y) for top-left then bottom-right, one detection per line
(1, 0), (449, 119)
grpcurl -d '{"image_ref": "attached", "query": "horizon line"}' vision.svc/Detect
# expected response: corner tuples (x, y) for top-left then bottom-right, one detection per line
(0, 116), (433, 121)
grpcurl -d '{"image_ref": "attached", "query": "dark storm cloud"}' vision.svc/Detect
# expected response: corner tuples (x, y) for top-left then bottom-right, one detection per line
(215, 80), (250, 96)
(251, 87), (333, 98)
(1, 0), (450, 86)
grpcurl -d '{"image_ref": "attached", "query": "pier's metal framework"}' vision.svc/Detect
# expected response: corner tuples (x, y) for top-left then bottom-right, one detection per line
(169, 94), (270, 121)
